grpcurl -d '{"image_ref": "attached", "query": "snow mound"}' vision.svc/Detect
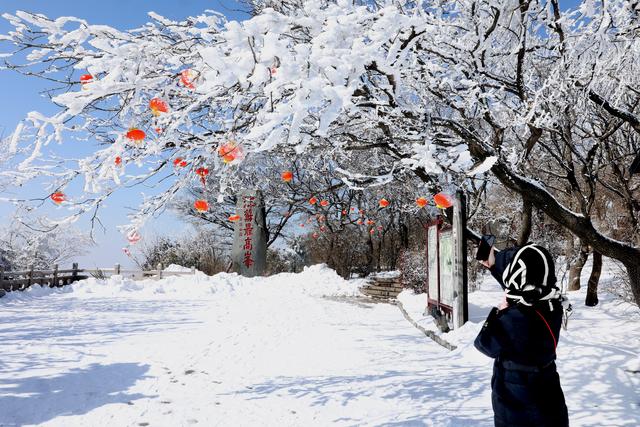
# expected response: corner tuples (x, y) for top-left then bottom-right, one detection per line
(0, 264), (361, 302)
(163, 264), (194, 272)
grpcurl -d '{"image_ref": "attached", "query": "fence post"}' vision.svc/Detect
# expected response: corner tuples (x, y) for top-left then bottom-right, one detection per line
(114, 263), (121, 275)
(157, 263), (163, 279)
(27, 265), (34, 289)
(52, 264), (59, 288)
(191, 266), (196, 275)
(0, 268), (4, 295)
(71, 263), (78, 283)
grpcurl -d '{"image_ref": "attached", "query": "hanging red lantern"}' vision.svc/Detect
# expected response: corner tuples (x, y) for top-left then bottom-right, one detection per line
(379, 198), (389, 208)
(377, 225), (383, 231)
(114, 156), (122, 166)
(350, 207), (355, 211)
(149, 98), (169, 116)
(367, 219), (375, 225)
(309, 196), (318, 205)
(217, 141), (243, 164)
(312, 232), (319, 239)
(126, 128), (145, 143)
(196, 167), (209, 185)
(320, 200), (329, 207)
(180, 69), (196, 89)
(300, 223), (305, 227)
(434, 192), (454, 209)
(281, 171), (293, 182)
(369, 228), (375, 234)
(194, 199), (209, 213)
(270, 66), (278, 76)
(50, 192), (66, 205)
(341, 209), (347, 215)
(228, 214), (241, 222)
(416, 197), (428, 208)
(357, 219), (363, 225)
(127, 230), (141, 245)
(155, 127), (163, 134)
(320, 226), (326, 232)
(80, 74), (93, 88)
(173, 158), (187, 168)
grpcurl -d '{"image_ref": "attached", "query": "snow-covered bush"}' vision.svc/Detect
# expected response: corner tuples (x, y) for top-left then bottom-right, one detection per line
(136, 229), (230, 275)
(398, 249), (427, 293)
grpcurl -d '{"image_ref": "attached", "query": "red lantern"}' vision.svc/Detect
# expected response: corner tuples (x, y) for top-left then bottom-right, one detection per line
(50, 192), (65, 205)
(270, 66), (278, 76)
(80, 74), (93, 87)
(149, 98), (169, 116)
(194, 199), (209, 213)
(217, 141), (243, 164)
(196, 167), (209, 185)
(350, 207), (355, 211)
(127, 230), (141, 245)
(173, 158), (187, 168)
(357, 219), (363, 225)
(320, 226), (326, 232)
(320, 200), (329, 207)
(155, 127), (163, 134)
(114, 156), (122, 166)
(312, 232), (319, 239)
(416, 197), (428, 208)
(341, 209), (347, 215)
(434, 192), (454, 209)
(367, 219), (375, 225)
(300, 223), (305, 227)
(126, 128), (145, 143)
(281, 171), (293, 182)
(180, 69), (196, 89)
(228, 214), (241, 222)
(379, 198), (389, 208)
(370, 228), (375, 234)
(309, 197), (318, 205)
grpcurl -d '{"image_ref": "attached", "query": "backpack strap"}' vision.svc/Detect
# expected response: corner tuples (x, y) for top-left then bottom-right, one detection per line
(534, 309), (557, 350)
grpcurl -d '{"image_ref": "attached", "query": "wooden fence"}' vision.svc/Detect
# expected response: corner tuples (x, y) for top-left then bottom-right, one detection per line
(0, 263), (196, 295)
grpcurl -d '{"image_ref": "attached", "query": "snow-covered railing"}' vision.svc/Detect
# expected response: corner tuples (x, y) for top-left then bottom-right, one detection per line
(0, 263), (196, 295)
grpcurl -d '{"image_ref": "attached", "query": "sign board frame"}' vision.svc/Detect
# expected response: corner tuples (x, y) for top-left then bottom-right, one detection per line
(426, 191), (468, 330)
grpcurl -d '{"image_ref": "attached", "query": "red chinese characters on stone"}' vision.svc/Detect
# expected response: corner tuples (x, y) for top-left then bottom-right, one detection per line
(241, 195), (257, 268)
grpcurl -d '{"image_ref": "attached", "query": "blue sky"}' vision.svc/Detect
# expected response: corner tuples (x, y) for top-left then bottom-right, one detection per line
(0, 0), (249, 268)
(0, 0), (584, 268)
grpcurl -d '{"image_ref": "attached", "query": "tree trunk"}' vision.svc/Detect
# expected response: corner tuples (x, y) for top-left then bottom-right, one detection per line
(626, 262), (640, 308)
(517, 198), (533, 246)
(564, 234), (575, 285)
(568, 242), (590, 291)
(585, 251), (602, 306)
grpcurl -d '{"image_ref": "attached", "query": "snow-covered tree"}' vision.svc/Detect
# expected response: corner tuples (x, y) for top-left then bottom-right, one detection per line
(1, 1), (639, 304)
(0, 216), (92, 270)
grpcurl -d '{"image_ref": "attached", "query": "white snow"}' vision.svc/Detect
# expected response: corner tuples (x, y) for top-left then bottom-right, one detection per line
(0, 263), (638, 426)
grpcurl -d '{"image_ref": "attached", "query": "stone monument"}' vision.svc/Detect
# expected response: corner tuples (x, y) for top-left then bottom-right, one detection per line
(231, 189), (267, 277)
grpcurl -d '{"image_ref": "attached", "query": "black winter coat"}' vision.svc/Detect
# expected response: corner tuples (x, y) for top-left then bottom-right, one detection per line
(475, 247), (569, 427)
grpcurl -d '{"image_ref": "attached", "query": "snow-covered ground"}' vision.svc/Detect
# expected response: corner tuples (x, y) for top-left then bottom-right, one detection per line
(0, 263), (638, 426)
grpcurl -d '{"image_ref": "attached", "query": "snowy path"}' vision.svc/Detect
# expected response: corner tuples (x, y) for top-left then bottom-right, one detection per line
(1, 265), (638, 426)
(0, 268), (493, 426)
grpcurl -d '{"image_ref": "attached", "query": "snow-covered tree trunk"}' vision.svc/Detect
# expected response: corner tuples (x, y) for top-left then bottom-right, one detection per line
(585, 251), (602, 307)
(568, 242), (590, 291)
(517, 198), (533, 246)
